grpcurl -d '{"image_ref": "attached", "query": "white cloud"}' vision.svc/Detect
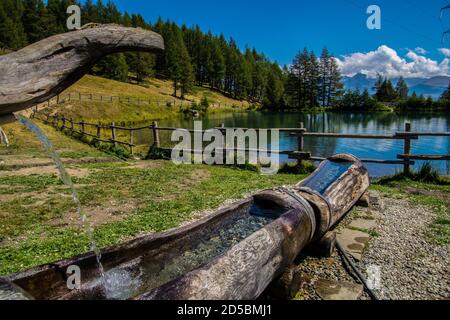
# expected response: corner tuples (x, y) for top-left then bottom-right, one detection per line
(438, 48), (450, 57)
(414, 47), (427, 54)
(336, 45), (449, 79)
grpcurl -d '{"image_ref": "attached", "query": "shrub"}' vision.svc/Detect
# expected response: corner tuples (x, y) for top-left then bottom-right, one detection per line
(278, 161), (316, 174)
(378, 162), (447, 185)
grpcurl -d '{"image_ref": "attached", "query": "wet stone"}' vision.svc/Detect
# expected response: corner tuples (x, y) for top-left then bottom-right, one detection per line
(336, 229), (370, 261)
(315, 278), (363, 300)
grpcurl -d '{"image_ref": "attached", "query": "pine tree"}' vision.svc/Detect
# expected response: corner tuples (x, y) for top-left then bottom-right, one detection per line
(127, 14), (154, 84)
(179, 37), (194, 98)
(264, 62), (285, 109)
(210, 39), (225, 90)
(327, 54), (343, 107)
(396, 76), (409, 100)
(318, 48), (331, 107)
(307, 51), (320, 107)
(22, 0), (47, 44)
(376, 78), (398, 102)
(440, 84), (450, 102)
(373, 74), (383, 93)
(92, 53), (129, 82)
(0, 0), (27, 49)
(166, 25), (194, 98)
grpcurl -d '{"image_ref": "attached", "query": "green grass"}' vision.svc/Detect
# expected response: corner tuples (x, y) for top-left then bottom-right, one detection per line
(0, 160), (303, 275)
(0, 122), (110, 160)
(49, 75), (254, 123)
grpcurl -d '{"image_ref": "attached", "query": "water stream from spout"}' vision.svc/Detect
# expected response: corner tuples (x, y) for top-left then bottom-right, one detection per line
(16, 115), (106, 287)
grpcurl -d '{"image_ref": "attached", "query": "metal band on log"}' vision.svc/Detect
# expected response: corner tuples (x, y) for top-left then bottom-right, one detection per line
(0, 24), (164, 121)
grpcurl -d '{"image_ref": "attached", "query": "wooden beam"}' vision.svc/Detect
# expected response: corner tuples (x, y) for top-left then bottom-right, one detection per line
(397, 154), (450, 161)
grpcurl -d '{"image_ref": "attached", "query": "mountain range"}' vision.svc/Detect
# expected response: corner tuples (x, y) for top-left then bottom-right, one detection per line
(342, 74), (450, 99)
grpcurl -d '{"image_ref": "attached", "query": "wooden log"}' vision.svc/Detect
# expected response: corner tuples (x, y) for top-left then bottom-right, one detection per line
(0, 24), (164, 121)
(296, 154), (370, 239)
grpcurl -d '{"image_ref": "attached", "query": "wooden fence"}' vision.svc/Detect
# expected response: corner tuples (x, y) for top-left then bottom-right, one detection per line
(35, 113), (450, 174)
(34, 92), (246, 110)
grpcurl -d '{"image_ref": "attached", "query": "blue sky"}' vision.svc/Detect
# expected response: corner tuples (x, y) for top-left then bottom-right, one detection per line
(91, 0), (450, 78)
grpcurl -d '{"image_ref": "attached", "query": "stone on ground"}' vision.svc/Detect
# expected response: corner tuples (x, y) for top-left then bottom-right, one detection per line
(356, 192), (370, 207)
(348, 219), (377, 231)
(315, 278), (363, 300)
(336, 228), (370, 261)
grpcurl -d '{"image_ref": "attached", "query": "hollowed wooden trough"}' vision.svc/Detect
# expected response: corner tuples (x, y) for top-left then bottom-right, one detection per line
(1, 154), (369, 300)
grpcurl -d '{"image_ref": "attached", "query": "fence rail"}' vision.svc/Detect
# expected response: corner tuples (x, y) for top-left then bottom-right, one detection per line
(34, 92), (247, 110)
(34, 112), (450, 174)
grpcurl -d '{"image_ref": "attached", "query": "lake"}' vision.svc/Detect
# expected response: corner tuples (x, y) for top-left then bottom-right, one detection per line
(134, 111), (450, 177)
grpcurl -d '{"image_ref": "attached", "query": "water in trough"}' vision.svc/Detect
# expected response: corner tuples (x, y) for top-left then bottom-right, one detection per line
(92, 212), (277, 300)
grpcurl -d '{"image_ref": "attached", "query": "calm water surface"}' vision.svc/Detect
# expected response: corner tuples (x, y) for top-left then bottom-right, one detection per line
(134, 111), (449, 177)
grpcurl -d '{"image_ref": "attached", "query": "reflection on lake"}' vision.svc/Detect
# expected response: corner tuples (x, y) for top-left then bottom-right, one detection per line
(134, 111), (449, 177)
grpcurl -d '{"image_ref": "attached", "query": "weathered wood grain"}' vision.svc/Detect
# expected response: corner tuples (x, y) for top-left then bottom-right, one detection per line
(0, 24), (164, 119)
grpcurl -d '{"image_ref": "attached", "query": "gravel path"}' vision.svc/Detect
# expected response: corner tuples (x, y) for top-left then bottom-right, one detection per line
(356, 194), (449, 300)
(295, 191), (449, 300)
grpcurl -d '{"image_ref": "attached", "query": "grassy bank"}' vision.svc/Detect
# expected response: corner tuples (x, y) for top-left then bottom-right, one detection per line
(44, 75), (254, 123)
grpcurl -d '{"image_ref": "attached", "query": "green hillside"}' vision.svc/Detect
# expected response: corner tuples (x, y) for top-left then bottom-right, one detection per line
(43, 75), (253, 123)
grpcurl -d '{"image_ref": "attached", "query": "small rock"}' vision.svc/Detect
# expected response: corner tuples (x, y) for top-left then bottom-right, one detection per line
(336, 228), (370, 261)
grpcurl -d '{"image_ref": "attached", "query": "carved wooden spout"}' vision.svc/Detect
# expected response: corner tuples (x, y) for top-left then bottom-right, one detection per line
(0, 24), (164, 121)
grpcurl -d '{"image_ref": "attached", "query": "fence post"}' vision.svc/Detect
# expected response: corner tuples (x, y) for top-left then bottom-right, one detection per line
(403, 122), (411, 174)
(129, 129), (134, 155)
(111, 122), (117, 148)
(96, 123), (101, 140)
(80, 120), (85, 134)
(152, 121), (160, 148)
(70, 118), (74, 131)
(296, 122), (306, 167)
